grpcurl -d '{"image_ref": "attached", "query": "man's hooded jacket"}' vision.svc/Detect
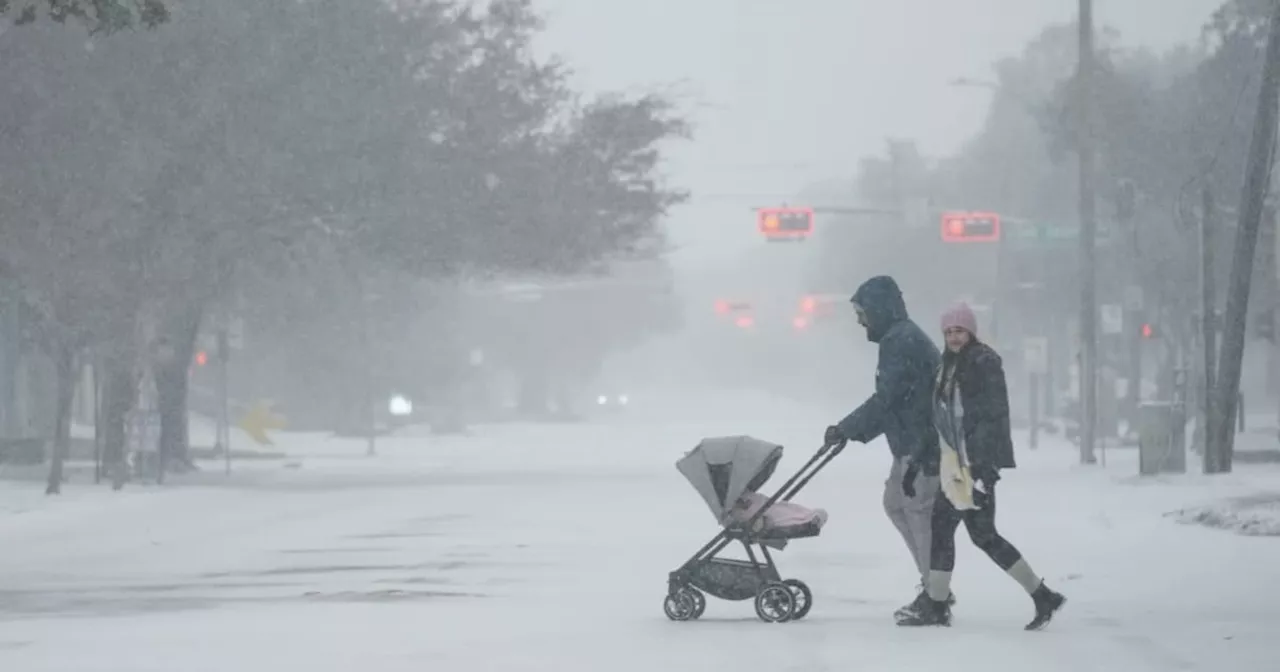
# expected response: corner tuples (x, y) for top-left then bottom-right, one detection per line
(837, 275), (942, 473)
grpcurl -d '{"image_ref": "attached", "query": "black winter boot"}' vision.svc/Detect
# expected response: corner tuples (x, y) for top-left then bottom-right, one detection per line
(895, 585), (956, 620)
(896, 596), (951, 627)
(894, 587), (928, 619)
(1025, 582), (1066, 631)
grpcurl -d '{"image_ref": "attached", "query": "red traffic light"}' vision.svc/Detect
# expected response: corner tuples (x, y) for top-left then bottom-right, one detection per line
(758, 207), (813, 240)
(940, 211), (1001, 243)
(1141, 323), (1154, 339)
(194, 350), (208, 366)
(715, 299), (751, 314)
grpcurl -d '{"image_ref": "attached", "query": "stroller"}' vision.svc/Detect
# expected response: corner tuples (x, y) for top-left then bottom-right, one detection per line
(664, 435), (842, 623)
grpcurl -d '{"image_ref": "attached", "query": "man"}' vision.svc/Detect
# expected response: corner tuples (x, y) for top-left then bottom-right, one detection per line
(825, 275), (946, 620)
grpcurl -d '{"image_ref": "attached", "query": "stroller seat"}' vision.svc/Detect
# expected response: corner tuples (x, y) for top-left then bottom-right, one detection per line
(725, 491), (828, 546)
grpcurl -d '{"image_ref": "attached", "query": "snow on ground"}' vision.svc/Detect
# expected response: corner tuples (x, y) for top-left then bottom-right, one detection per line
(1169, 493), (1280, 536)
(1, 391), (1279, 671)
(1162, 418), (1280, 537)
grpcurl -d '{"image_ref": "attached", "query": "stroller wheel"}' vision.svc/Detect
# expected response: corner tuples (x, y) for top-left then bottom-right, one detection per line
(663, 588), (698, 621)
(782, 579), (812, 620)
(688, 588), (706, 619)
(754, 582), (796, 623)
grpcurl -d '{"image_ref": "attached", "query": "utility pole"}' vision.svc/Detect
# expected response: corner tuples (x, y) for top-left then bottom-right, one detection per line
(360, 286), (377, 458)
(218, 327), (231, 476)
(1210, 0), (1280, 474)
(1077, 0), (1099, 464)
(1117, 179), (1141, 432)
(1202, 184), (1220, 473)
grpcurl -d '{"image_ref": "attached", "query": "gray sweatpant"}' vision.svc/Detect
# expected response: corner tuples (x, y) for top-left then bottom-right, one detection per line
(883, 456), (939, 582)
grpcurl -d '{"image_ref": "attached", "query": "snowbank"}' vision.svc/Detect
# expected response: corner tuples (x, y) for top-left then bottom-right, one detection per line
(1168, 493), (1280, 537)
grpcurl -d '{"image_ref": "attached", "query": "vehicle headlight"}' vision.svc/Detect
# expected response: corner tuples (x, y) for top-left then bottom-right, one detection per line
(618, 395), (629, 405)
(597, 395), (608, 405)
(388, 394), (413, 417)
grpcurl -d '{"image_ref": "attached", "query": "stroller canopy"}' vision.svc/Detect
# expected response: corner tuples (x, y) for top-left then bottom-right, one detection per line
(677, 436), (784, 523)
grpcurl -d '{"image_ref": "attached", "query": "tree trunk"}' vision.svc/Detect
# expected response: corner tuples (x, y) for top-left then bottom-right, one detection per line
(1210, 0), (1280, 473)
(101, 354), (135, 490)
(45, 344), (76, 495)
(156, 306), (202, 475)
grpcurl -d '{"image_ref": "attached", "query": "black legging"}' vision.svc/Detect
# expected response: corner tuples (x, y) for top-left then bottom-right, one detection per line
(929, 478), (1024, 572)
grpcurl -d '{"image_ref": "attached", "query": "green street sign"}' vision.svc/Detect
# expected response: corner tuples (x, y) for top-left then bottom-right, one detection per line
(1006, 221), (1112, 244)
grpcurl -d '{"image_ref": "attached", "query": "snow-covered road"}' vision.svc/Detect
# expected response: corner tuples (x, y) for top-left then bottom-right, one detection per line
(1, 393), (1278, 671)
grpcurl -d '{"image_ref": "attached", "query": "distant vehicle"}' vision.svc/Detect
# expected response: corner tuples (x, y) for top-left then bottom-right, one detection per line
(387, 393), (415, 428)
(711, 293), (850, 334)
(594, 390), (631, 411)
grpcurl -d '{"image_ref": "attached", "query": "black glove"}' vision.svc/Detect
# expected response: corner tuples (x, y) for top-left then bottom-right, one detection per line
(971, 464), (999, 502)
(901, 460), (919, 498)
(824, 425), (845, 447)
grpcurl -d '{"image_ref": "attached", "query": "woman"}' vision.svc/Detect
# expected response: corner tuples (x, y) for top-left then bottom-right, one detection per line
(895, 302), (1066, 630)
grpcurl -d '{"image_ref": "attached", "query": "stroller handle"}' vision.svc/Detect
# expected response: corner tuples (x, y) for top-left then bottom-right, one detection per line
(780, 439), (843, 502)
(740, 440), (845, 533)
(817, 438), (847, 459)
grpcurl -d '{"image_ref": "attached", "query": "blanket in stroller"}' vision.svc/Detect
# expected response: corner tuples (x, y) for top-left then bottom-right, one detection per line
(726, 491), (828, 538)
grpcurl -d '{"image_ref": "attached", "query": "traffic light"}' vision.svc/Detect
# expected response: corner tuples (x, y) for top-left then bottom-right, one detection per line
(798, 294), (838, 317)
(940, 211), (1001, 243)
(715, 299), (751, 315)
(758, 207), (814, 240)
(194, 350), (209, 366)
(1140, 323), (1156, 339)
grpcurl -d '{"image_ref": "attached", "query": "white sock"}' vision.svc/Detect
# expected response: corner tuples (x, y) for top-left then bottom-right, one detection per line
(925, 570), (952, 602)
(1006, 559), (1042, 594)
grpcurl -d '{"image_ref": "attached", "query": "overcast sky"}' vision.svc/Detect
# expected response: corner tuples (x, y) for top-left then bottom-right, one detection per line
(535, 0), (1223, 265)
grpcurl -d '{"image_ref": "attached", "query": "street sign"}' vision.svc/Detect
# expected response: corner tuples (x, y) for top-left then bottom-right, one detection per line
(226, 316), (244, 350)
(1023, 336), (1049, 375)
(1101, 303), (1124, 335)
(940, 211), (1000, 243)
(1123, 286), (1144, 311)
(1006, 220), (1112, 244)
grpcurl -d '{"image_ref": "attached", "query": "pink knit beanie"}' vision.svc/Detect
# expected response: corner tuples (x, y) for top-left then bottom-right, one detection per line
(941, 302), (978, 337)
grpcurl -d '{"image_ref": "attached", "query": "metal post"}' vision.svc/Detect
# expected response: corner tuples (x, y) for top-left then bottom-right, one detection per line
(361, 289), (376, 458)
(1078, 0), (1099, 464)
(92, 356), (102, 484)
(1029, 372), (1040, 450)
(218, 328), (230, 476)
(1202, 184), (1219, 472)
(1238, 391), (1246, 432)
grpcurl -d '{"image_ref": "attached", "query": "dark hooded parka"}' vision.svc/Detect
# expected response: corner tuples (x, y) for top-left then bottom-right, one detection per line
(934, 338), (1017, 473)
(836, 276), (942, 473)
